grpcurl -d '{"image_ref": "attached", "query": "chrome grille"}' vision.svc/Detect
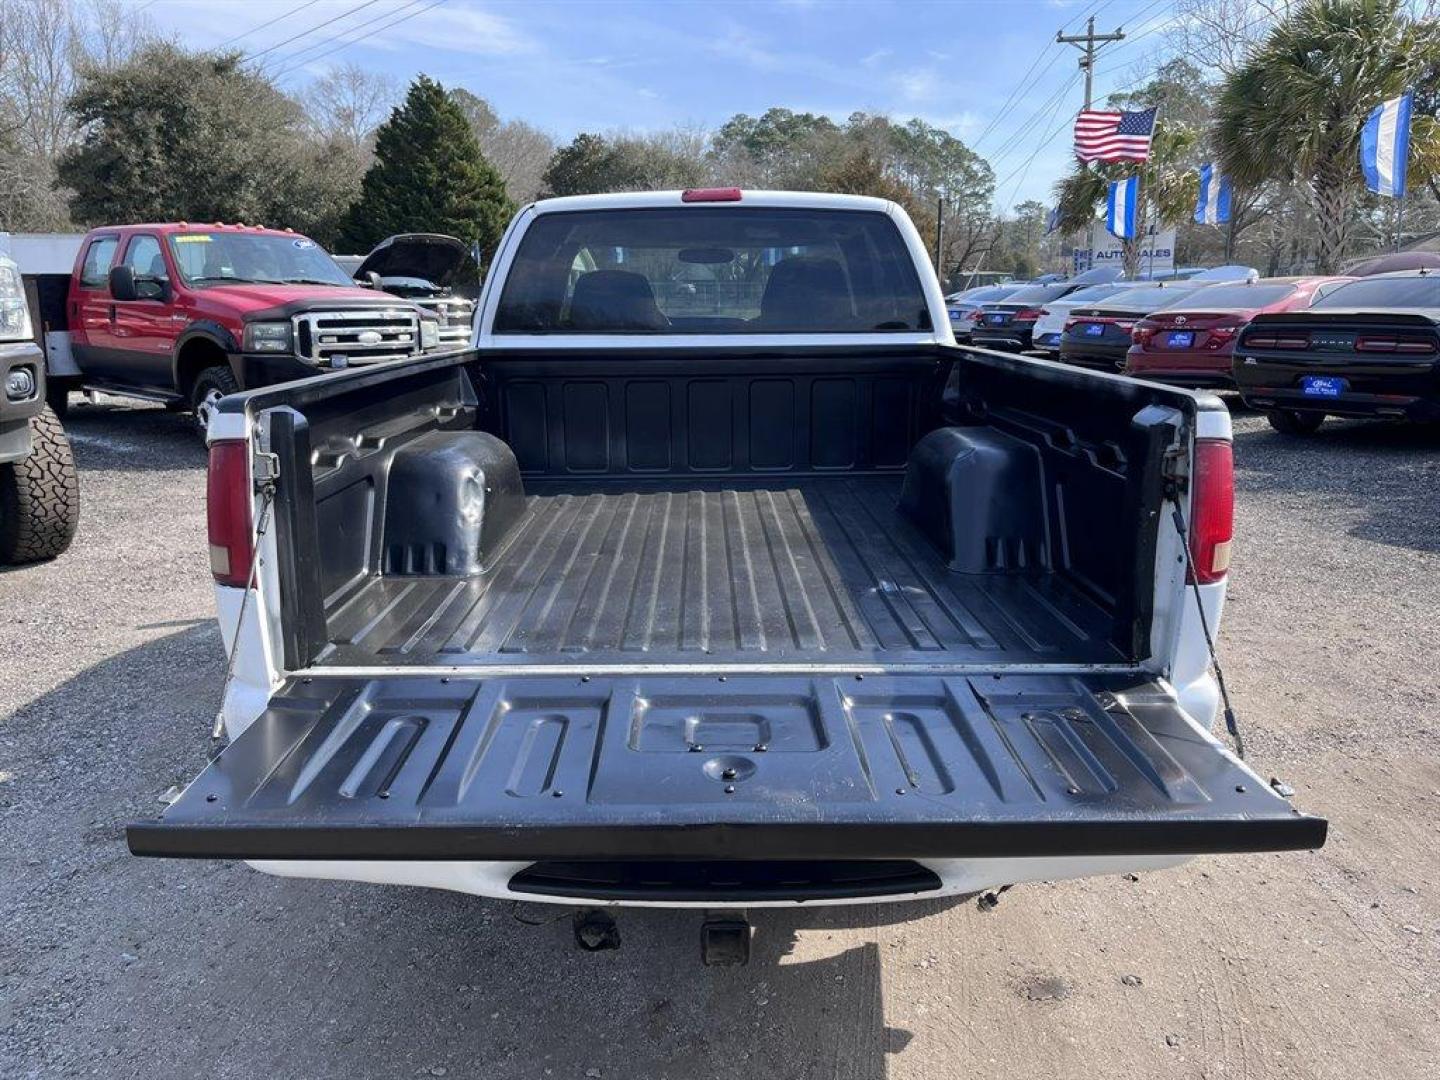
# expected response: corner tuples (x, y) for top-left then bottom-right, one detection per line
(292, 309), (422, 366)
(413, 296), (475, 346)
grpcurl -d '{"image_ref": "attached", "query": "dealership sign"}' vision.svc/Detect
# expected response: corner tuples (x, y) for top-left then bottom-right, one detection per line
(1073, 225), (1176, 277)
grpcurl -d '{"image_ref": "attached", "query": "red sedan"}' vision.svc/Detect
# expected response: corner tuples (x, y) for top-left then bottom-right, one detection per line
(1124, 277), (1351, 389)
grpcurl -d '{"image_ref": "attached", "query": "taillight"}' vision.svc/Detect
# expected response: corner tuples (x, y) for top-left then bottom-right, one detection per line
(1063, 319), (1078, 332)
(681, 187), (742, 202)
(968, 309), (985, 321)
(1204, 325), (1239, 349)
(1275, 333), (1309, 349)
(207, 440), (254, 588)
(1356, 335), (1437, 354)
(1014, 307), (1044, 320)
(1132, 325), (1153, 346)
(1188, 439), (1233, 585)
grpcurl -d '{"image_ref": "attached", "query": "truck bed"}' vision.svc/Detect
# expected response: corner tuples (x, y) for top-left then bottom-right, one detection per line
(317, 478), (1124, 669)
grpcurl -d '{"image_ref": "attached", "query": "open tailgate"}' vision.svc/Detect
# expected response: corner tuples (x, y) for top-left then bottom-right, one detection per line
(129, 673), (1325, 861)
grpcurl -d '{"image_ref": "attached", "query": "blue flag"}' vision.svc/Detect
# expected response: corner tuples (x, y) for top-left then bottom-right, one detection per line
(1195, 164), (1231, 225)
(1107, 176), (1139, 239)
(1045, 205), (1061, 234)
(1361, 92), (1413, 198)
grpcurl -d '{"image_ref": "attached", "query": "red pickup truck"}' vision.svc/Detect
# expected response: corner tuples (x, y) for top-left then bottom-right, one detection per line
(32, 223), (443, 433)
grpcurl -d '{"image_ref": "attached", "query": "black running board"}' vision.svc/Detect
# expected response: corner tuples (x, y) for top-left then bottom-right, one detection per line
(128, 673), (1327, 861)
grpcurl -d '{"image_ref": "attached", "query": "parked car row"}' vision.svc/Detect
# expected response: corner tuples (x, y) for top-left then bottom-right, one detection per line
(964, 266), (1438, 436)
(1233, 271), (1440, 433)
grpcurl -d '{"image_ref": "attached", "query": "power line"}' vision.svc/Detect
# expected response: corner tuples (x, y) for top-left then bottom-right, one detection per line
(271, 0), (448, 78)
(984, 68), (1086, 165)
(267, 0), (432, 74)
(216, 0), (325, 50)
(993, 73), (1085, 215)
(241, 0), (390, 64)
(971, 0), (1110, 151)
(1092, 6), (1274, 89)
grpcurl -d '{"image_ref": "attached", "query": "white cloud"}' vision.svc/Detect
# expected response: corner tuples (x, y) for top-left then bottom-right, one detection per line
(894, 68), (942, 103)
(360, 3), (537, 56)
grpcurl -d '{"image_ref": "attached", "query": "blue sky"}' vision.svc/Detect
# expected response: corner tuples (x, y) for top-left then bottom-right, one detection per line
(147, 0), (1182, 211)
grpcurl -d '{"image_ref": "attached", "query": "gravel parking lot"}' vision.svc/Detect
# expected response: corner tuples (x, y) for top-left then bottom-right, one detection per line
(2, 395), (1437, 1080)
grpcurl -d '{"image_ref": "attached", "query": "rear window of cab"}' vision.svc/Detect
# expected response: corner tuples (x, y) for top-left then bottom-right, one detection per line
(1314, 276), (1440, 309)
(494, 208), (931, 334)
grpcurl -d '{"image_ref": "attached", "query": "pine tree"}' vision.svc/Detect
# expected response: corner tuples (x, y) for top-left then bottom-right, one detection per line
(339, 76), (513, 258)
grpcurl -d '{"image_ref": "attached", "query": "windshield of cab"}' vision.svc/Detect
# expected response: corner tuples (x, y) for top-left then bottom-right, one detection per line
(166, 232), (352, 288)
(494, 208), (931, 334)
(0, 259), (32, 342)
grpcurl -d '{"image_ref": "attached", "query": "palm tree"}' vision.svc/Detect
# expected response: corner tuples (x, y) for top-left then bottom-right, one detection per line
(1053, 121), (1199, 278)
(1212, 0), (1440, 273)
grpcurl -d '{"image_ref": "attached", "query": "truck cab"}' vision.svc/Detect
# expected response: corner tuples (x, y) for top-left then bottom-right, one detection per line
(48, 223), (444, 433)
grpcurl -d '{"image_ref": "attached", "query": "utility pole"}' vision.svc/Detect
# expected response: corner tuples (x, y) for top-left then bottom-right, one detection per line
(1057, 16), (1125, 111)
(1058, 17), (1125, 273)
(934, 195), (945, 280)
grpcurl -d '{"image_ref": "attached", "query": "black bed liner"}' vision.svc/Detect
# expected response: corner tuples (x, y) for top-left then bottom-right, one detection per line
(128, 672), (1326, 861)
(318, 479), (1123, 667)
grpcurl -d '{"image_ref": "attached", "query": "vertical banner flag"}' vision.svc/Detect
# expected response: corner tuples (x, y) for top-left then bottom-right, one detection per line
(1360, 92), (1413, 198)
(1045, 205), (1061, 234)
(1194, 163), (1232, 225)
(1107, 177), (1139, 239)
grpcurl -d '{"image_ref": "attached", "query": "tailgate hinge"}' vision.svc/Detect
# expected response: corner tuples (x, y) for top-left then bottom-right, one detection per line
(1161, 442), (1189, 498)
(252, 449), (279, 493)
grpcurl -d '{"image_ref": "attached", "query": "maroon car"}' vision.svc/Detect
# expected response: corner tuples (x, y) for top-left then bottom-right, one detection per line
(1124, 277), (1350, 388)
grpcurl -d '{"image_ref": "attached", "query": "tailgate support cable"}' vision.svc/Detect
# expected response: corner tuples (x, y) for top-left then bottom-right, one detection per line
(1168, 501), (1245, 759)
(208, 481), (276, 755)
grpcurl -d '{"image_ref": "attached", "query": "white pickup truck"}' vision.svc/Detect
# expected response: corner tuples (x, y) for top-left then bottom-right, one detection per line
(129, 190), (1323, 961)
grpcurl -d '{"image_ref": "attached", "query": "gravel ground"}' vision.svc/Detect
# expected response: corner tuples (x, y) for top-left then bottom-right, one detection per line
(1, 395), (1437, 1080)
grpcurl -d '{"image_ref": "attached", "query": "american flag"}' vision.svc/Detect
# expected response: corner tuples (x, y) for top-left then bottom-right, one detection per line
(1074, 107), (1157, 163)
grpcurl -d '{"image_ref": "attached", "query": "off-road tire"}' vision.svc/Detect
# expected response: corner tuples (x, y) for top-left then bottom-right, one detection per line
(0, 406), (80, 564)
(1266, 409), (1325, 436)
(191, 365), (239, 440)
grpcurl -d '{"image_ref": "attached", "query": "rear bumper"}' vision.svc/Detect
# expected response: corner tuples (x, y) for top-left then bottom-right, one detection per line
(245, 851), (1194, 907)
(1125, 366), (1236, 390)
(1059, 344), (1128, 371)
(1233, 353), (1440, 420)
(1239, 387), (1440, 421)
(972, 325), (1035, 351)
(129, 672), (1326, 865)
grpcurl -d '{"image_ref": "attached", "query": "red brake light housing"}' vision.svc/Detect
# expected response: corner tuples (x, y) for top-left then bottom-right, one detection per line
(1188, 438), (1233, 585)
(681, 187), (742, 203)
(207, 440), (254, 588)
(1204, 323), (1241, 349)
(1132, 323), (1154, 346)
(1356, 335), (1436, 354)
(1014, 307), (1044, 321)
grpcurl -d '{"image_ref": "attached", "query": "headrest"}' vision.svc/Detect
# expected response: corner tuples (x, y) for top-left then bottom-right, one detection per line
(569, 270), (669, 332)
(758, 256), (851, 328)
